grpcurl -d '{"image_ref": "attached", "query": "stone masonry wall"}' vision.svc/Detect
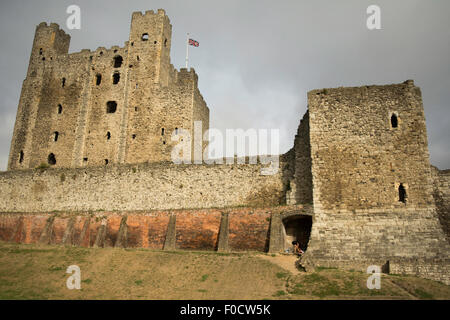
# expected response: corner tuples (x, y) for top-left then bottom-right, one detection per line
(431, 166), (450, 242)
(308, 80), (435, 212)
(0, 161), (285, 213)
(302, 81), (450, 285)
(292, 111), (313, 204)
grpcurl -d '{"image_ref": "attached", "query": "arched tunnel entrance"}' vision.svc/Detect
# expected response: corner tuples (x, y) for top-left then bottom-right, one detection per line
(282, 215), (312, 252)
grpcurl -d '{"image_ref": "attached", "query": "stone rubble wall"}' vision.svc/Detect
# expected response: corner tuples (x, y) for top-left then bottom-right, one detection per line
(302, 81), (450, 285)
(0, 161), (286, 213)
(431, 166), (450, 241)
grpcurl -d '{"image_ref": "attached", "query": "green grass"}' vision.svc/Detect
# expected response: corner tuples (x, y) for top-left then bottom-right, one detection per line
(414, 288), (434, 299)
(200, 274), (209, 281)
(273, 290), (286, 297)
(276, 272), (289, 279)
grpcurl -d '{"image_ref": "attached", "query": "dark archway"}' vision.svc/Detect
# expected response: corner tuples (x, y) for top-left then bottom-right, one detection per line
(282, 215), (312, 252)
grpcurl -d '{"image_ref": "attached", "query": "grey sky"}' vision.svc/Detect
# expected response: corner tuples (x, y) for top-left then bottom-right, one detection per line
(0, 0), (448, 170)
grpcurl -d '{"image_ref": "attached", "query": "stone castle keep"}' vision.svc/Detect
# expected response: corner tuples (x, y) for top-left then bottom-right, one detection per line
(8, 9), (208, 170)
(0, 10), (449, 284)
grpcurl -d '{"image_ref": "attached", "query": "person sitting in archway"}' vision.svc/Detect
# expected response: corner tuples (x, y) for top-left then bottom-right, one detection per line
(292, 240), (304, 257)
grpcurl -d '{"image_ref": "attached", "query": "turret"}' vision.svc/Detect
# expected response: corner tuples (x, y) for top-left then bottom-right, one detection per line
(27, 22), (70, 76)
(127, 9), (172, 84)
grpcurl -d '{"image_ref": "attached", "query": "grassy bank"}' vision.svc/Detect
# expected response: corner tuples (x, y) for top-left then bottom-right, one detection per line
(0, 241), (448, 300)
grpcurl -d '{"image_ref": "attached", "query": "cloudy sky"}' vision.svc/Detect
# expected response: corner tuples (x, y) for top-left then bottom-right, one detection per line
(0, 0), (448, 170)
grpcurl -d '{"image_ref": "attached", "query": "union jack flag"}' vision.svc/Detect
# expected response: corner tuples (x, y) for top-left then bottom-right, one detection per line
(189, 38), (199, 47)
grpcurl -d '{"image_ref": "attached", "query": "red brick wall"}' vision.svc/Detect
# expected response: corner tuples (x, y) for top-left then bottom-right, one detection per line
(175, 210), (221, 250)
(104, 215), (121, 247)
(51, 217), (70, 244)
(0, 207), (296, 252)
(0, 215), (20, 241)
(126, 214), (171, 249)
(29, 216), (48, 243)
(228, 210), (271, 251)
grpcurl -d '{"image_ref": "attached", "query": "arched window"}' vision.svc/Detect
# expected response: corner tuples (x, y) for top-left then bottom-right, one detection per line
(391, 113), (398, 128)
(105, 159), (109, 165)
(113, 55), (123, 68)
(48, 153), (56, 165)
(398, 184), (407, 203)
(142, 33), (149, 41)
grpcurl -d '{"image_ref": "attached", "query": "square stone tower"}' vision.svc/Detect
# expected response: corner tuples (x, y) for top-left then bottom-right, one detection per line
(7, 9), (209, 170)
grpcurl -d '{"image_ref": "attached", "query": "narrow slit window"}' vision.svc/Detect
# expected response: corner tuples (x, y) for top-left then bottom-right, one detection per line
(62, 78), (66, 88)
(105, 159), (109, 165)
(391, 114), (398, 128)
(39, 48), (43, 55)
(96, 74), (102, 85)
(398, 184), (407, 203)
(19, 151), (24, 163)
(54, 131), (59, 142)
(106, 132), (111, 140)
(106, 101), (117, 113)
(113, 72), (120, 84)
(58, 104), (63, 114)
(161, 128), (165, 136)
(113, 55), (123, 68)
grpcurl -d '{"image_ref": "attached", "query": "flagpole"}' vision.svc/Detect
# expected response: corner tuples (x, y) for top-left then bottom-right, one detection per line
(185, 33), (189, 69)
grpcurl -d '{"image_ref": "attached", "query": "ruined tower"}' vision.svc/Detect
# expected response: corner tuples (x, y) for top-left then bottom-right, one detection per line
(7, 9), (209, 170)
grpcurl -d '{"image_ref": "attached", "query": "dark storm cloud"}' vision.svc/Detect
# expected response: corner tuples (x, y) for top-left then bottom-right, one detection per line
(0, 0), (448, 170)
